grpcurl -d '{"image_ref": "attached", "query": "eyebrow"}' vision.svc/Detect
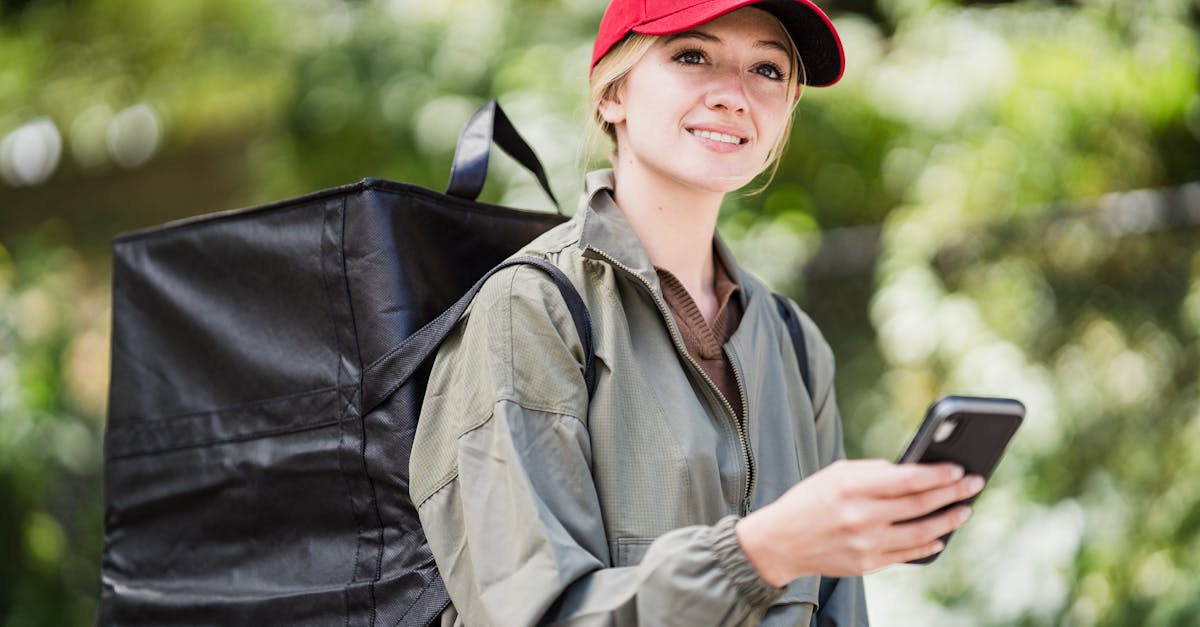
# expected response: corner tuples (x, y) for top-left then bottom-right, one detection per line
(662, 29), (791, 56)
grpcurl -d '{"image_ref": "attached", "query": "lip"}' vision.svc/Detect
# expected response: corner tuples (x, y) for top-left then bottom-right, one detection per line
(684, 124), (752, 152)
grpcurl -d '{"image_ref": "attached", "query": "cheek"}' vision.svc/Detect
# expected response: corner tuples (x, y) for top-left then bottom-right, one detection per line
(624, 65), (698, 119)
(750, 92), (792, 139)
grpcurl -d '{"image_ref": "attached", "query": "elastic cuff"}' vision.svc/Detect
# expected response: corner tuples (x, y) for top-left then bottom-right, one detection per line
(709, 515), (785, 609)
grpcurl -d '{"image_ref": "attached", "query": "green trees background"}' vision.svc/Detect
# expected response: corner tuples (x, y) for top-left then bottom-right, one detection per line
(1, 0), (1197, 624)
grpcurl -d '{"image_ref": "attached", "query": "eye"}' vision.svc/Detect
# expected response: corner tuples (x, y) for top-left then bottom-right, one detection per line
(753, 62), (787, 81)
(672, 49), (707, 65)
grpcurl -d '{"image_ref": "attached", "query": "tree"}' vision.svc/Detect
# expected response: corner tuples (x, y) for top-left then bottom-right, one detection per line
(0, 0), (1197, 624)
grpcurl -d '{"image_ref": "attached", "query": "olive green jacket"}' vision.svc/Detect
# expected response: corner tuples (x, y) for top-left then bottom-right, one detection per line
(411, 170), (868, 626)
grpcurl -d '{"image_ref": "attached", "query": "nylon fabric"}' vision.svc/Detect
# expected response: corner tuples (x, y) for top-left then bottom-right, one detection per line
(446, 100), (560, 210)
(102, 101), (592, 626)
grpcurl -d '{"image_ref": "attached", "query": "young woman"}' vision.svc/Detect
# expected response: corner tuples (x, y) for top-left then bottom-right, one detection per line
(411, 1), (985, 625)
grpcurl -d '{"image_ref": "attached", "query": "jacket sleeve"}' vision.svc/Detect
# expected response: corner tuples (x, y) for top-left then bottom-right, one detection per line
(788, 301), (870, 627)
(410, 266), (784, 627)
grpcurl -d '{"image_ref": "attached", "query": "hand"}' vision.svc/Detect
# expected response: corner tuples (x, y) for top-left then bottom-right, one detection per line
(734, 459), (985, 586)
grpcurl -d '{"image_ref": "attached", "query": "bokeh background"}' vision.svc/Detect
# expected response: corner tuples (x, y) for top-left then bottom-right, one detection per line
(2, 0), (1199, 624)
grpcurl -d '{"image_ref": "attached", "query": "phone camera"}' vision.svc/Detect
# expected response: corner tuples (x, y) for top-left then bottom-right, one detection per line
(933, 419), (958, 443)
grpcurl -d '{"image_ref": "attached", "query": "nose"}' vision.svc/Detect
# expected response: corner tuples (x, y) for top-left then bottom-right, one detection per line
(703, 67), (749, 115)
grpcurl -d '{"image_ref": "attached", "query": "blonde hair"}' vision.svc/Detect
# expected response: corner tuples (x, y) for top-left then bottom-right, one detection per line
(584, 24), (807, 192)
(584, 34), (658, 169)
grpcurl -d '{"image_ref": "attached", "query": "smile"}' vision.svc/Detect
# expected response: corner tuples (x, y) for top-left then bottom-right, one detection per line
(687, 128), (747, 145)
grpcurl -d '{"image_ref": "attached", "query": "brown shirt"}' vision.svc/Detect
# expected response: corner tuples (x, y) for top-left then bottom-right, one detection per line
(655, 256), (745, 421)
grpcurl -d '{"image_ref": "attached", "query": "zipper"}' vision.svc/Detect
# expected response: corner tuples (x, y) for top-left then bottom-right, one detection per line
(585, 246), (755, 516)
(725, 346), (754, 515)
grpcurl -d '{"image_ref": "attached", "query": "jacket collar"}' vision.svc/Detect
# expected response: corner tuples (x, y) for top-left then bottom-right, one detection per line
(575, 169), (748, 307)
(576, 169), (661, 290)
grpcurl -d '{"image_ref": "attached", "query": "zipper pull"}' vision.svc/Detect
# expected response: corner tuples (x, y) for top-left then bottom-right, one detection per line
(741, 493), (753, 516)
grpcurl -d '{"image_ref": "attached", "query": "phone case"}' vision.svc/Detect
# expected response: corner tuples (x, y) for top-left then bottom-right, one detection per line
(897, 396), (1024, 564)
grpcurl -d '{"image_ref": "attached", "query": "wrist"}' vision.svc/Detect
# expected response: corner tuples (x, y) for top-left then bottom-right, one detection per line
(735, 508), (791, 588)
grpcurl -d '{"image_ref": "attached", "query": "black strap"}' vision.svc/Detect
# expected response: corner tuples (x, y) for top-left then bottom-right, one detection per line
(362, 256), (595, 414)
(772, 292), (813, 406)
(773, 295), (848, 624)
(446, 99), (562, 213)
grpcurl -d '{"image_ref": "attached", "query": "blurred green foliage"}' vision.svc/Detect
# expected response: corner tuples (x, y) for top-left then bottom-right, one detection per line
(0, 225), (108, 626)
(1, 0), (1198, 625)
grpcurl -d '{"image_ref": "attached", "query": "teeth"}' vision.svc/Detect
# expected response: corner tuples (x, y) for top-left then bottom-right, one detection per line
(690, 129), (743, 145)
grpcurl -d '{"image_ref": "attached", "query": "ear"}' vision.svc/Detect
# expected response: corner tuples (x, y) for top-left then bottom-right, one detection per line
(598, 89), (626, 125)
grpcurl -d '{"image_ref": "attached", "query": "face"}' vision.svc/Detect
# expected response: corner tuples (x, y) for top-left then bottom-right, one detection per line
(599, 7), (797, 194)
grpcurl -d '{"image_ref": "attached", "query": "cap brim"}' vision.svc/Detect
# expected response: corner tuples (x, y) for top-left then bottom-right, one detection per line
(632, 0), (844, 87)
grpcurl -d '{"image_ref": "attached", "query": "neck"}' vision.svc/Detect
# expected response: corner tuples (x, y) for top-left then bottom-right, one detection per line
(611, 161), (724, 294)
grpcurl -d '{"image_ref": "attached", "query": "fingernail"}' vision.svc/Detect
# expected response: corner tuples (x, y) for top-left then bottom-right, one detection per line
(958, 507), (973, 522)
(950, 465), (965, 480)
(968, 476), (986, 492)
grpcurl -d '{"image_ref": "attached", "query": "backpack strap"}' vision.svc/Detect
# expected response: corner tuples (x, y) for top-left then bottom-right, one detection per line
(446, 100), (561, 213)
(362, 256), (595, 414)
(771, 292), (814, 407)
(771, 294), (860, 624)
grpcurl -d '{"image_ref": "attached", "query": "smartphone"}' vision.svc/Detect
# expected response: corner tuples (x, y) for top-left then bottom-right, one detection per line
(896, 395), (1024, 564)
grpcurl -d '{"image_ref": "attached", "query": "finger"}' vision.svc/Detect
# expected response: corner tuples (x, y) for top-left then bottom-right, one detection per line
(853, 461), (967, 499)
(882, 505), (971, 553)
(881, 539), (946, 567)
(885, 475), (985, 522)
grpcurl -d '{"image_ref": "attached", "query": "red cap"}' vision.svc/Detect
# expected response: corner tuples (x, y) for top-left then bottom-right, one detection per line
(591, 0), (845, 87)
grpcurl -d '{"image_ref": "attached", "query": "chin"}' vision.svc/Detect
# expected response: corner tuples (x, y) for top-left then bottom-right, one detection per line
(681, 170), (759, 193)
(682, 158), (768, 192)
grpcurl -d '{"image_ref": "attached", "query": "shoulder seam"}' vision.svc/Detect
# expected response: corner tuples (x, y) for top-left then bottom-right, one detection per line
(412, 400), (588, 509)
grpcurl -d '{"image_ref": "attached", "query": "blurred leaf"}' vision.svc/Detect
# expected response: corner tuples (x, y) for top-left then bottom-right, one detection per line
(1, 0), (1198, 624)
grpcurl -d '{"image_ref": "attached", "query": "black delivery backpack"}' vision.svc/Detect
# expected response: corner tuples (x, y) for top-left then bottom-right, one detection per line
(100, 100), (596, 626)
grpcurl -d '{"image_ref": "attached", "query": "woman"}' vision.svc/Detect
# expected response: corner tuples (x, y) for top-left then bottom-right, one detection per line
(411, 1), (984, 624)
